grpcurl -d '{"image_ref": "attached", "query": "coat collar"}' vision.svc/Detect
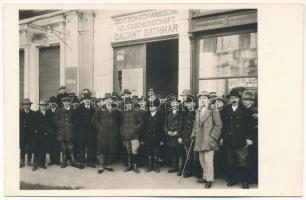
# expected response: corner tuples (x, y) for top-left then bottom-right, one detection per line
(196, 108), (212, 125)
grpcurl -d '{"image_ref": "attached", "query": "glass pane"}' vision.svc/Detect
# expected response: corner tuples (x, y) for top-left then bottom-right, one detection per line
(228, 77), (257, 91)
(199, 32), (257, 78)
(199, 79), (226, 96)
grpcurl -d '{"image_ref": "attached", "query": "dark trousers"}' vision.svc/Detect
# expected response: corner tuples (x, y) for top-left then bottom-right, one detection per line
(33, 136), (48, 167)
(49, 138), (61, 164)
(225, 146), (249, 182)
(20, 143), (33, 164)
(183, 143), (194, 175)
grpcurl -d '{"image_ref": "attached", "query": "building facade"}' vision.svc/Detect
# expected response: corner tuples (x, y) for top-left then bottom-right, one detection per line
(19, 9), (257, 109)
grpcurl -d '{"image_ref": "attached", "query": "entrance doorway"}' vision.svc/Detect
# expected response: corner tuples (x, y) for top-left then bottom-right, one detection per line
(146, 39), (178, 97)
(19, 49), (25, 105)
(39, 46), (60, 100)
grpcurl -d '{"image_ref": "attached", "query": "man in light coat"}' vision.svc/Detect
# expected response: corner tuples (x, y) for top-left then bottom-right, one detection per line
(191, 90), (222, 188)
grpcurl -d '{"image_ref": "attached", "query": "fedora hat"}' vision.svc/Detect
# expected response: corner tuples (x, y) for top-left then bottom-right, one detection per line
(39, 99), (49, 105)
(21, 98), (33, 105)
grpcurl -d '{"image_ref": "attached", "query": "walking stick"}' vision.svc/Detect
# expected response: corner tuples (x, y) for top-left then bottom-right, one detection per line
(178, 139), (194, 183)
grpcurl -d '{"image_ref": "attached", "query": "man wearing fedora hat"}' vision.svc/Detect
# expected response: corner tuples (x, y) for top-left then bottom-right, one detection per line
(164, 98), (184, 175)
(31, 99), (53, 171)
(219, 90), (253, 189)
(47, 96), (61, 166)
(92, 93), (120, 174)
(20, 98), (35, 167)
(53, 94), (76, 168)
(120, 97), (144, 173)
(72, 93), (96, 169)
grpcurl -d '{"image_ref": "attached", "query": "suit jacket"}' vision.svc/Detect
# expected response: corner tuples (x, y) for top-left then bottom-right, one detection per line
(53, 107), (73, 141)
(192, 107), (222, 151)
(120, 110), (144, 141)
(181, 110), (196, 146)
(32, 110), (53, 140)
(164, 111), (183, 147)
(144, 110), (165, 145)
(20, 109), (35, 147)
(220, 104), (252, 148)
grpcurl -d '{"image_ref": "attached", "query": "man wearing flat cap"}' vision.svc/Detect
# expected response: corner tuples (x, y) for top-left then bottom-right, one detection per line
(20, 98), (35, 167)
(191, 91), (222, 188)
(31, 99), (53, 171)
(219, 90), (253, 189)
(92, 93), (120, 174)
(120, 97), (144, 173)
(53, 94), (76, 168)
(56, 85), (68, 108)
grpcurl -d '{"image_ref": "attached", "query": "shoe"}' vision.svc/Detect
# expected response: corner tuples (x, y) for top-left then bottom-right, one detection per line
(41, 165), (47, 169)
(61, 162), (67, 168)
(78, 163), (84, 169)
(124, 164), (132, 172)
(205, 181), (212, 188)
(177, 170), (183, 176)
(227, 179), (237, 187)
(97, 168), (104, 174)
(183, 171), (191, 178)
(242, 181), (250, 189)
(32, 166), (37, 171)
(168, 168), (177, 173)
(20, 161), (25, 168)
(153, 165), (160, 173)
(104, 166), (114, 172)
(48, 162), (54, 166)
(133, 164), (140, 174)
(197, 178), (206, 183)
(145, 167), (152, 172)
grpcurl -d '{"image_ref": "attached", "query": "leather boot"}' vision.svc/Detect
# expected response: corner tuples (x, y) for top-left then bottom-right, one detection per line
(132, 154), (140, 174)
(177, 157), (183, 176)
(61, 153), (67, 168)
(145, 156), (152, 172)
(97, 155), (105, 174)
(124, 153), (132, 172)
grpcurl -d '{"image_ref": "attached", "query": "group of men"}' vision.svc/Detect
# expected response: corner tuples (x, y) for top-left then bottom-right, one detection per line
(20, 85), (258, 189)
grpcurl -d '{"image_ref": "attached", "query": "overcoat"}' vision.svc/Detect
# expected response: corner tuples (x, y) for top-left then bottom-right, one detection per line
(192, 107), (222, 152)
(181, 110), (196, 146)
(220, 104), (252, 148)
(144, 110), (165, 146)
(164, 111), (183, 147)
(72, 104), (96, 144)
(20, 109), (35, 148)
(92, 107), (120, 154)
(32, 111), (53, 152)
(53, 107), (73, 141)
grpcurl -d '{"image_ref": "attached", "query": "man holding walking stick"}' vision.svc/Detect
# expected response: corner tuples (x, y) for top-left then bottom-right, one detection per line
(190, 91), (222, 189)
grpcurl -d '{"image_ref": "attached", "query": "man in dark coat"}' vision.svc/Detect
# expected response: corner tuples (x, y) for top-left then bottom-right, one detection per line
(32, 99), (53, 171)
(72, 93), (96, 169)
(164, 98), (183, 175)
(92, 93), (120, 174)
(120, 97), (144, 173)
(53, 95), (75, 168)
(181, 96), (196, 178)
(20, 98), (35, 167)
(242, 91), (258, 184)
(143, 98), (164, 173)
(220, 90), (253, 189)
(47, 96), (61, 165)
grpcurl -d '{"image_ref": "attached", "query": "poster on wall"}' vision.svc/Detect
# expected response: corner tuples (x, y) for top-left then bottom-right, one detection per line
(122, 68), (143, 96)
(65, 67), (78, 94)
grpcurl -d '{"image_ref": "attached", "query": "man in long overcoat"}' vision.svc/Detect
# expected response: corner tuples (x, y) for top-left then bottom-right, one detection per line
(72, 93), (96, 169)
(92, 93), (120, 174)
(20, 98), (35, 167)
(53, 95), (75, 168)
(191, 91), (222, 188)
(219, 90), (253, 189)
(32, 99), (53, 171)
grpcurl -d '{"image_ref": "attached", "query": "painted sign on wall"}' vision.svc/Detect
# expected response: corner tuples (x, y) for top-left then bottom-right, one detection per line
(113, 9), (179, 42)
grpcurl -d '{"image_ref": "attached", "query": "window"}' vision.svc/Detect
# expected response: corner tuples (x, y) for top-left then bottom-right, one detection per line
(197, 32), (257, 96)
